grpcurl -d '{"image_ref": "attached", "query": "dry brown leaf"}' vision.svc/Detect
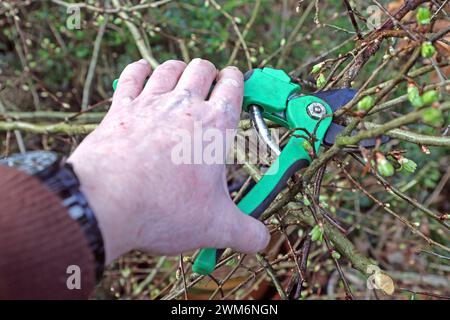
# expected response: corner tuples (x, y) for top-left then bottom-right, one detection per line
(374, 272), (395, 295)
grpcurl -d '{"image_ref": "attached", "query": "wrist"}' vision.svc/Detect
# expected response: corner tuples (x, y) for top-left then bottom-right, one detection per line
(68, 154), (132, 265)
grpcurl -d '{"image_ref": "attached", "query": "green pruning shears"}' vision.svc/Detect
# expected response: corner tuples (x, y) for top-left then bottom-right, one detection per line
(113, 67), (387, 276)
(191, 68), (388, 275)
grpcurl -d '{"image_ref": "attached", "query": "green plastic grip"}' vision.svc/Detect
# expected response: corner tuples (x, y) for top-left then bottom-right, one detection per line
(192, 137), (311, 275)
(192, 69), (333, 275)
(243, 68), (301, 127)
(112, 79), (118, 91)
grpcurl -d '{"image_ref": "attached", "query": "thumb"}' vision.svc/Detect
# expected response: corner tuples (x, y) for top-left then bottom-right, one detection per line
(216, 202), (270, 254)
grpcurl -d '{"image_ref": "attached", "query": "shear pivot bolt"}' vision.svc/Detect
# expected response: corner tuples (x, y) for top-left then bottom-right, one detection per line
(307, 102), (326, 119)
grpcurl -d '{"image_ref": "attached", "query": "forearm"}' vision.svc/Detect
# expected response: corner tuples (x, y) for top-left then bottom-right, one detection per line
(0, 166), (95, 299)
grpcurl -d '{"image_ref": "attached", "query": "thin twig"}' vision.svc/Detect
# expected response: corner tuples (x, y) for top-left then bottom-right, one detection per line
(81, 1), (109, 110)
(256, 253), (287, 300)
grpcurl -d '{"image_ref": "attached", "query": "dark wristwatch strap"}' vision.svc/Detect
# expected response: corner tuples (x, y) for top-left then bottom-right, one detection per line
(47, 162), (105, 281)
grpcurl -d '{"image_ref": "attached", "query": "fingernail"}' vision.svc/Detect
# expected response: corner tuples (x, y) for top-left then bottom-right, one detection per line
(224, 66), (243, 79)
(138, 59), (149, 65)
(192, 58), (202, 64)
(220, 78), (240, 88)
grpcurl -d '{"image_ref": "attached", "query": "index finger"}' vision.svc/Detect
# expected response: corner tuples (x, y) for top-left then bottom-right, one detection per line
(113, 59), (152, 104)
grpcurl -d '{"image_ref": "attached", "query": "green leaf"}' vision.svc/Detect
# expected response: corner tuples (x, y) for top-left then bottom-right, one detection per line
(357, 95), (375, 111)
(421, 42), (436, 58)
(407, 85), (424, 108)
(226, 258), (237, 267)
(398, 158), (417, 173)
(316, 73), (326, 89)
(311, 62), (324, 74)
(97, 15), (105, 24)
(412, 97), (424, 109)
(331, 251), (341, 260)
(303, 196), (311, 206)
(422, 107), (443, 126)
(416, 7), (431, 25)
(422, 90), (439, 106)
(309, 225), (324, 243)
(377, 156), (395, 177)
(407, 84), (420, 101)
(121, 268), (131, 278)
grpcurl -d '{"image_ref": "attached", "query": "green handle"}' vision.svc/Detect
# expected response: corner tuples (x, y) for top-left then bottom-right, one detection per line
(192, 70), (333, 275)
(192, 138), (311, 275)
(238, 138), (310, 217)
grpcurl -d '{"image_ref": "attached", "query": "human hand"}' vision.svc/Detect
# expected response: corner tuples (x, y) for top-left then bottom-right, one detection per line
(68, 58), (270, 264)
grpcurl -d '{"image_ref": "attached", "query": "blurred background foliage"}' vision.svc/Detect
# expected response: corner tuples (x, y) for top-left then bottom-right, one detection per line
(0, 0), (375, 114)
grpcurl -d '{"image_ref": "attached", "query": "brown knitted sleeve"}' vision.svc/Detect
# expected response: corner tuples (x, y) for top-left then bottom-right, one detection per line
(0, 165), (96, 299)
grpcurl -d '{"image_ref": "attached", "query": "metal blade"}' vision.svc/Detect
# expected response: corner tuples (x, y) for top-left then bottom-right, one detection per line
(312, 88), (357, 112)
(249, 104), (281, 156)
(323, 123), (346, 146)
